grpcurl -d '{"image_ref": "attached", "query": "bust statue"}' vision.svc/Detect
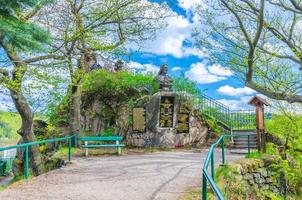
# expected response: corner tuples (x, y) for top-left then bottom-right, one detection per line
(114, 60), (124, 71)
(156, 64), (173, 91)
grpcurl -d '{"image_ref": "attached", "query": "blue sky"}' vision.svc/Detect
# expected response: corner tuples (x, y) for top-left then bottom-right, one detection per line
(0, 0), (257, 112)
(126, 0), (256, 110)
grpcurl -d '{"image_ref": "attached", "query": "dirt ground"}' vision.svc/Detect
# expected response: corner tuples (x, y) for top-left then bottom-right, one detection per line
(0, 150), (243, 200)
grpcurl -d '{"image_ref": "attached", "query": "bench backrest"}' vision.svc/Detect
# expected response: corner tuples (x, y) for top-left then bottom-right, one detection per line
(80, 136), (123, 142)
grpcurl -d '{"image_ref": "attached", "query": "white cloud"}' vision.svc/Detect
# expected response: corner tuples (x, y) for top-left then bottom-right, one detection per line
(217, 85), (256, 96)
(130, 1), (206, 59)
(127, 61), (159, 75)
(171, 67), (182, 72)
(208, 64), (233, 76)
(178, 0), (205, 10)
(185, 62), (232, 84)
(218, 96), (254, 110)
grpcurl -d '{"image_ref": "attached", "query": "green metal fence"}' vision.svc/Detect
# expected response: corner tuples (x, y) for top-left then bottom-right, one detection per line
(0, 134), (76, 179)
(230, 110), (256, 130)
(198, 94), (256, 130)
(202, 134), (254, 200)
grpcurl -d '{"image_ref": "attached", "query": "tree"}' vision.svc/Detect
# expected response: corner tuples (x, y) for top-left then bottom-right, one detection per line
(0, 0), (60, 175)
(34, 0), (170, 135)
(196, 0), (302, 103)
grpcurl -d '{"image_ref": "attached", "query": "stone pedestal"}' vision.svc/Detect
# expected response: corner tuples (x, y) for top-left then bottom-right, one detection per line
(128, 91), (208, 147)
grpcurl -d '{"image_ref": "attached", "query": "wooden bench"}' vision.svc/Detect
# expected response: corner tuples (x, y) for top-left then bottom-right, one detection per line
(80, 136), (124, 156)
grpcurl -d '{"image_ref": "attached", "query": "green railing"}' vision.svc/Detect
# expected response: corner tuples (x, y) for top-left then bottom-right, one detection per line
(230, 110), (256, 130)
(202, 134), (254, 200)
(198, 94), (256, 130)
(0, 134), (77, 179)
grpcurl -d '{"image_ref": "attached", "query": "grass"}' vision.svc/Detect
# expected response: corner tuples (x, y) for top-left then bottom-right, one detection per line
(215, 165), (230, 181)
(246, 150), (261, 158)
(181, 187), (202, 200)
(54, 147), (78, 159)
(0, 112), (21, 140)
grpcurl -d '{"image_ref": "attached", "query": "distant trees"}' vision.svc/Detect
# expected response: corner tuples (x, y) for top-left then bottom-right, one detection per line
(0, 120), (11, 139)
(197, 0), (302, 103)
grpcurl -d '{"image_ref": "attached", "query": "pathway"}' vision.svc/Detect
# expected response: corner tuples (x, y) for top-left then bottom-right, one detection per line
(0, 150), (244, 200)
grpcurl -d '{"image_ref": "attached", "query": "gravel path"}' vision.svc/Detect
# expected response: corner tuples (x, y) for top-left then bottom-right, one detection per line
(0, 150), (244, 200)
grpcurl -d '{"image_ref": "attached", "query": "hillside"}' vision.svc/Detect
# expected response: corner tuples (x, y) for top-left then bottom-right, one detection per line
(0, 112), (21, 140)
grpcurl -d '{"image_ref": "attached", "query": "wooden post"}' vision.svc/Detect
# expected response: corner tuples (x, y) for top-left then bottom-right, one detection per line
(85, 141), (88, 157)
(116, 140), (121, 155)
(248, 96), (269, 153)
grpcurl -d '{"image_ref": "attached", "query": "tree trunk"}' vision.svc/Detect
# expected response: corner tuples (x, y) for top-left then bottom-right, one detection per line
(71, 85), (81, 136)
(10, 90), (43, 176)
(70, 52), (96, 136)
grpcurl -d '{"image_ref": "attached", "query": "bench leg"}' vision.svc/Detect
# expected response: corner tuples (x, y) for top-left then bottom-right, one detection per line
(85, 141), (89, 157)
(116, 141), (121, 155)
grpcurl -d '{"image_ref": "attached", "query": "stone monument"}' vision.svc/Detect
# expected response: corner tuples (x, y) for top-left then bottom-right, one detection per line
(128, 64), (208, 147)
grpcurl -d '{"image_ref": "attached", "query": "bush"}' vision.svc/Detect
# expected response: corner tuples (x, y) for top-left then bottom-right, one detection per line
(265, 114), (302, 197)
(81, 69), (158, 97)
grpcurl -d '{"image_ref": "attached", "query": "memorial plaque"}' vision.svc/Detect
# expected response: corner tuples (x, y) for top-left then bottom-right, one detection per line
(133, 107), (146, 132)
(159, 96), (174, 127)
(177, 104), (190, 133)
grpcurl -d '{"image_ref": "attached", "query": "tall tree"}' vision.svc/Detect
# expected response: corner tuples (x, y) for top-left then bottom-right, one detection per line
(196, 0), (302, 103)
(35, 0), (170, 135)
(0, 0), (58, 175)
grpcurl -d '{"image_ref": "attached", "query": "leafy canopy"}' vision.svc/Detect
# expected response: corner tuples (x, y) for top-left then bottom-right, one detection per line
(0, 0), (49, 51)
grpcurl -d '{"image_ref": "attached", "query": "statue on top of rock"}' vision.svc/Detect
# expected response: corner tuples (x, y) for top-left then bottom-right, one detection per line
(114, 60), (124, 71)
(156, 64), (173, 91)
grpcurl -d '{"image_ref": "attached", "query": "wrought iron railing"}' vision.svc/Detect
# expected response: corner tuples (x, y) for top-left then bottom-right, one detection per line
(198, 94), (256, 130)
(230, 110), (256, 130)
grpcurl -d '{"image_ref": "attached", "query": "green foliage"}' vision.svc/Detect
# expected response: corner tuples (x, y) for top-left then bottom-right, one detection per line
(172, 76), (202, 97)
(48, 92), (71, 127)
(215, 165), (250, 200)
(203, 115), (222, 134)
(0, 120), (11, 138)
(68, 69), (159, 132)
(100, 128), (114, 137)
(266, 114), (302, 151)
(0, 112), (21, 140)
(265, 113), (302, 197)
(81, 69), (158, 96)
(0, 0), (50, 51)
(246, 150), (261, 159)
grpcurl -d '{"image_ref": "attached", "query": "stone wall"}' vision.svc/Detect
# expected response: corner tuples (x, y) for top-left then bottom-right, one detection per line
(238, 158), (282, 194)
(127, 91), (208, 147)
(78, 91), (209, 147)
(217, 157), (285, 200)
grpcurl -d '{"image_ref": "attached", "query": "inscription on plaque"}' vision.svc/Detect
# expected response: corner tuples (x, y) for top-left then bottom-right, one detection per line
(159, 96), (174, 128)
(133, 107), (146, 132)
(177, 104), (190, 133)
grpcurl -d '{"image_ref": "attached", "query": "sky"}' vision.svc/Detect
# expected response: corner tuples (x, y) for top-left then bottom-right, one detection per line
(0, 0), (258, 112)
(126, 0), (256, 110)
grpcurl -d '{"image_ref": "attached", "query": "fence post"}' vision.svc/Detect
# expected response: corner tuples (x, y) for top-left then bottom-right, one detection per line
(211, 152), (214, 179)
(68, 137), (71, 162)
(25, 145), (29, 180)
(221, 137), (225, 165)
(202, 173), (207, 200)
(248, 135), (250, 158)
